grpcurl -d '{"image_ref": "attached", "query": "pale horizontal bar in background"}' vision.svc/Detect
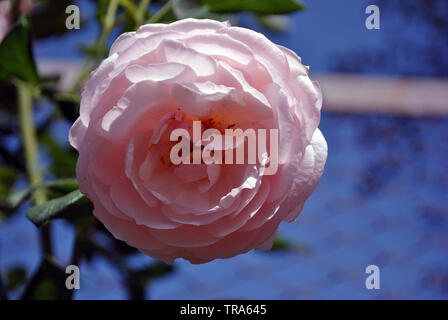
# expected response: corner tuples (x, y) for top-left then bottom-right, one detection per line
(37, 59), (448, 117)
(315, 73), (448, 117)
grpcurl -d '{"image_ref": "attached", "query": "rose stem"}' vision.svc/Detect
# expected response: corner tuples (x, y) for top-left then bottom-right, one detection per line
(16, 79), (53, 258)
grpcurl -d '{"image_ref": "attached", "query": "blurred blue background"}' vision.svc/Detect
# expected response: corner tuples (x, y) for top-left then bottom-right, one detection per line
(1, 0), (447, 299)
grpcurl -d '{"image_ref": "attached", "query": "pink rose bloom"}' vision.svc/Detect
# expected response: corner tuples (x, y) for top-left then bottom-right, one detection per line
(0, 1), (11, 43)
(69, 19), (327, 264)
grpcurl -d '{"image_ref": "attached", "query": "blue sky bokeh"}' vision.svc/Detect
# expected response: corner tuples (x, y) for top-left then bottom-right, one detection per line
(1, 0), (447, 300)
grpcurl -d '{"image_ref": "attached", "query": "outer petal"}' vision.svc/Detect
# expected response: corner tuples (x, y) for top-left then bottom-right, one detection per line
(283, 128), (328, 222)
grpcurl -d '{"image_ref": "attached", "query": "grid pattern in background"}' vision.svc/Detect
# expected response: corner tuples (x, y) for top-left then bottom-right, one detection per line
(144, 113), (448, 300)
(1, 112), (447, 299)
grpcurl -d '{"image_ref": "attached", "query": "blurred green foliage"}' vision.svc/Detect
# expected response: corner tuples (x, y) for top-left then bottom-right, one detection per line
(0, 0), (306, 300)
(6, 266), (27, 291)
(0, 17), (39, 84)
(202, 0), (305, 14)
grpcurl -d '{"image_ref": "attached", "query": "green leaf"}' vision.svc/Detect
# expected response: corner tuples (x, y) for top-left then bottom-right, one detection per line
(26, 189), (89, 226)
(267, 236), (311, 253)
(271, 237), (294, 251)
(202, 0), (306, 14)
(0, 16), (39, 84)
(6, 178), (79, 210)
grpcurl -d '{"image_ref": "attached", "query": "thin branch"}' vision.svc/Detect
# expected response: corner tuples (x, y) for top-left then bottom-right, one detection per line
(119, 0), (139, 23)
(146, 0), (173, 24)
(16, 81), (46, 205)
(70, 0), (120, 93)
(16, 79), (52, 257)
(136, 0), (151, 25)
